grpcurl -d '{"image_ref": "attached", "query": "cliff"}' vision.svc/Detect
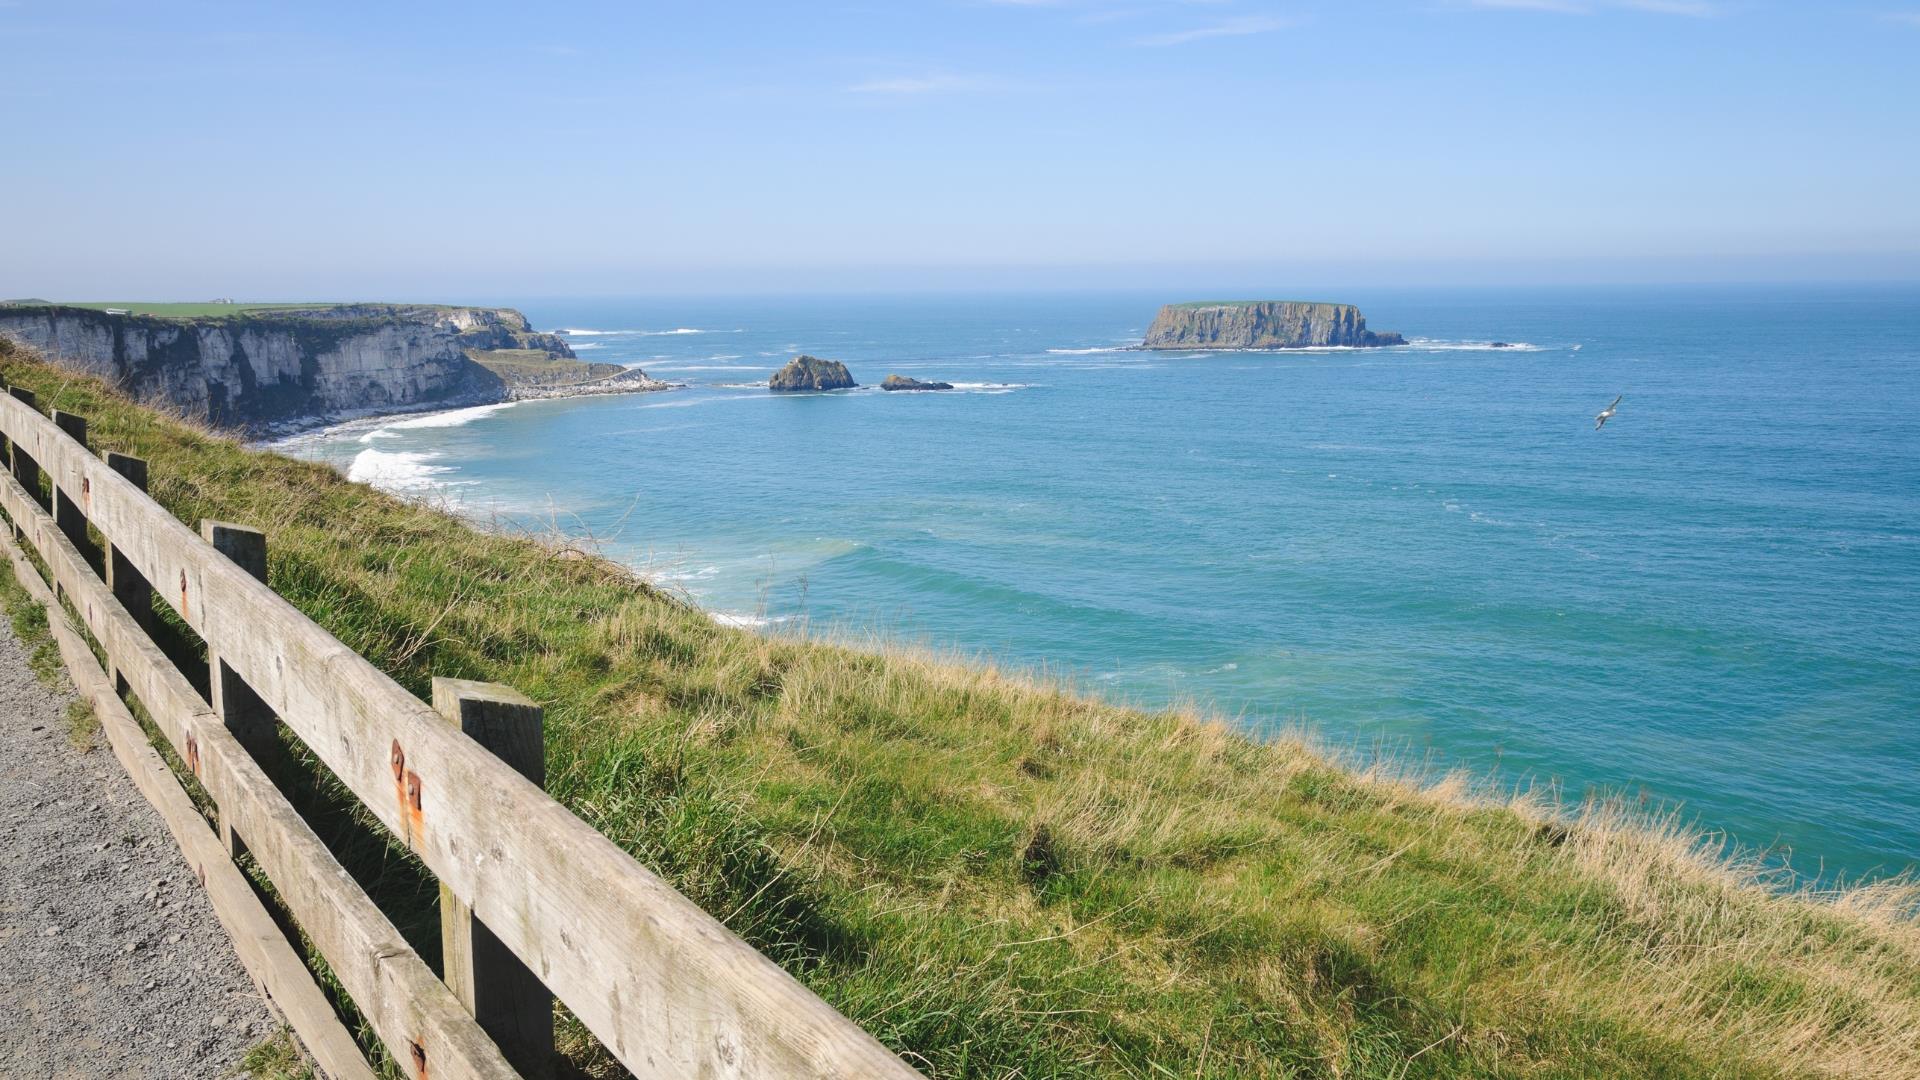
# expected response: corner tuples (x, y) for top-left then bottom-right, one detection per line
(1141, 301), (1405, 350)
(0, 303), (580, 429)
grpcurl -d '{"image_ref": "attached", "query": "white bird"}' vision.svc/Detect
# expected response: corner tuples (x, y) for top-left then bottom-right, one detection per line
(1594, 394), (1622, 430)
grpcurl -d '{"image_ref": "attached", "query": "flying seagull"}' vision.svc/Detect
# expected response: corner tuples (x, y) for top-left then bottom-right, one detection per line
(1594, 395), (1622, 431)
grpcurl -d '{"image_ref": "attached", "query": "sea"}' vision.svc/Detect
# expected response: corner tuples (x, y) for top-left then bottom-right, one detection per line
(274, 286), (1920, 886)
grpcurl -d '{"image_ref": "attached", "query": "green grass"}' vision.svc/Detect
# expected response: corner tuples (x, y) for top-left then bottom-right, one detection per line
(0, 561), (65, 690)
(466, 348), (625, 383)
(0, 547), (95, 748)
(10, 301), (337, 318)
(2, 337), (1916, 1079)
(65, 697), (98, 751)
(235, 1028), (315, 1079)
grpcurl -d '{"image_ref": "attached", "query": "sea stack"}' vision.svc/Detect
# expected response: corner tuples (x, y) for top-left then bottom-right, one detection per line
(1141, 301), (1405, 350)
(769, 355), (857, 391)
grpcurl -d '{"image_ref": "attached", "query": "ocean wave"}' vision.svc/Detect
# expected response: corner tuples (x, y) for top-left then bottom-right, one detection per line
(710, 611), (794, 630)
(384, 402), (519, 430)
(1406, 338), (1545, 352)
(346, 448), (450, 493)
(947, 382), (1031, 394)
(558, 327), (718, 337)
(1046, 346), (1126, 355)
(570, 342), (606, 350)
(648, 364), (763, 372)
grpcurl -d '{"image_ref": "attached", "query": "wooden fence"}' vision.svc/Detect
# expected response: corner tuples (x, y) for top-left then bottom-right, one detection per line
(0, 386), (919, 1080)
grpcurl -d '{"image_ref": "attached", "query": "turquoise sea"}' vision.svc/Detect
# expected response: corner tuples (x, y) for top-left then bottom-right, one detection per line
(277, 286), (1920, 886)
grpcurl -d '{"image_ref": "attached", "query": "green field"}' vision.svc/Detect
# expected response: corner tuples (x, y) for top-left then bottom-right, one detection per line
(1, 336), (1915, 1079)
(465, 348), (625, 384)
(2, 301), (339, 318)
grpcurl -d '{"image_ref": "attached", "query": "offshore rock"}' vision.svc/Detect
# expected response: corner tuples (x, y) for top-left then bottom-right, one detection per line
(880, 374), (953, 391)
(1142, 301), (1405, 350)
(769, 355), (857, 391)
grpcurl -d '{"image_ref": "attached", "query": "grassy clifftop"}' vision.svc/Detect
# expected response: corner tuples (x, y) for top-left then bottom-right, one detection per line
(2, 338), (1914, 1078)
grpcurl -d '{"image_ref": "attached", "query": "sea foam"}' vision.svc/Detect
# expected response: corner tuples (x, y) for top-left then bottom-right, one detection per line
(346, 448), (450, 493)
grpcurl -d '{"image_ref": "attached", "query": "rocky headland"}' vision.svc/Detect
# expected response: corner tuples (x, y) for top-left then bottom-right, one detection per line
(507, 364), (674, 402)
(770, 355), (857, 391)
(1142, 301), (1405, 350)
(0, 302), (673, 432)
(880, 374), (953, 391)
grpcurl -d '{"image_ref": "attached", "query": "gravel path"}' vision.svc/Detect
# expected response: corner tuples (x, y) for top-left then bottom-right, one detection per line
(0, 617), (278, 1078)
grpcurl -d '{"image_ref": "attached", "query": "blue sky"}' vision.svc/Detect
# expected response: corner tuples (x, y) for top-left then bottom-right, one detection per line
(3, 1), (1918, 297)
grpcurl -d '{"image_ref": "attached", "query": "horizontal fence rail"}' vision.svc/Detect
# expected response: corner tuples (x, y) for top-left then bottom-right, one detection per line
(0, 389), (919, 1079)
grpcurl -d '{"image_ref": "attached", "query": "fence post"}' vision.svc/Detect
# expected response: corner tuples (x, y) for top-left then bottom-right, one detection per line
(433, 677), (554, 1080)
(50, 411), (94, 573)
(104, 452), (153, 695)
(8, 387), (41, 512)
(200, 520), (278, 857)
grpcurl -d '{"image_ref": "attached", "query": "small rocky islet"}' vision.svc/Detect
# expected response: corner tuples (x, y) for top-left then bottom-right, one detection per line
(768, 354), (858, 391)
(768, 356), (956, 392)
(1141, 300), (1405, 350)
(880, 374), (953, 391)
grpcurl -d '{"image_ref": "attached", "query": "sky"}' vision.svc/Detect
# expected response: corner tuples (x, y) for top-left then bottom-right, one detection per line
(2, 0), (1918, 298)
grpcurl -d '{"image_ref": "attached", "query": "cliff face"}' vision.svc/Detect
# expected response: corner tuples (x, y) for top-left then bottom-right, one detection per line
(1142, 302), (1405, 350)
(254, 304), (577, 360)
(0, 304), (554, 428)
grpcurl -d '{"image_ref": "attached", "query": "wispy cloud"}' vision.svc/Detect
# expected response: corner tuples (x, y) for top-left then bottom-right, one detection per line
(1135, 14), (1292, 46)
(1466, 0), (1718, 13)
(845, 73), (1001, 95)
(1618, 0), (1717, 14)
(1467, 0), (1587, 11)
(1882, 11), (1920, 27)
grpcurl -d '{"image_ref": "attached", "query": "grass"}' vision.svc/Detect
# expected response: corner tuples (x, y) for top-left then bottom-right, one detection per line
(0, 559), (66, 689)
(2, 337), (1916, 1079)
(65, 697), (98, 751)
(236, 1028), (315, 1079)
(465, 348), (625, 384)
(6, 301), (338, 318)
(0, 538), (97, 749)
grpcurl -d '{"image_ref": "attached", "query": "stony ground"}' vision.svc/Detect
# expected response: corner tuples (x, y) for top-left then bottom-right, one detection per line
(0, 620), (278, 1078)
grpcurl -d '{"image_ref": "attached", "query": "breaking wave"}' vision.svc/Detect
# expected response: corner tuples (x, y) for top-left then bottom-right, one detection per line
(346, 449), (450, 493)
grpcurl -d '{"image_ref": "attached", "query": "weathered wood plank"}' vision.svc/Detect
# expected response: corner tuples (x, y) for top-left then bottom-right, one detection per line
(103, 451), (153, 694)
(0, 393), (919, 1079)
(49, 410), (94, 571)
(6, 387), (41, 512)
(199, 519), (278, 860)
(0, 524), (376, 1080)
(435, 678), (556, 1079)
(0, 463), (517, 1080)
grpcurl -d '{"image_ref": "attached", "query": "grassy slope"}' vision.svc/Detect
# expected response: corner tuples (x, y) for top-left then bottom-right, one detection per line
(2, 340), (1915, 1079)
(465, 348), (626, 383)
